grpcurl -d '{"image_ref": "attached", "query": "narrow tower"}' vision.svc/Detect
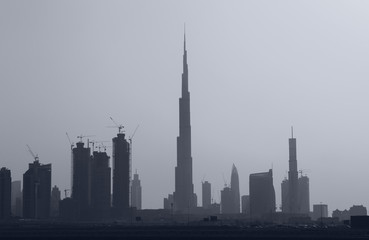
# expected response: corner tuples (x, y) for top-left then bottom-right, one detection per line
(288, 127), (298, 213)
(231, 164), (240, 213)
(174, 32), (195, 211)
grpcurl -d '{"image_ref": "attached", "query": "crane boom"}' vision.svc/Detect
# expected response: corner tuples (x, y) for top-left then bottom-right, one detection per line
(26, 144), (39, 162)
(109, 117), (124, 133)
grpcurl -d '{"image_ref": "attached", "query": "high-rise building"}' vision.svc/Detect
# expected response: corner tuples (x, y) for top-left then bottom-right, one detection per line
(288, 128), (299, 214)
(90, 151), (111, 219)
(112, 133), (130, 214)
(174, 33), (196, 212)
(0, 168), (11, 219)
(281, 178), (289, 213)
(163, 194), (174, 210)
(249, 169), (275, 218)
(231, 164), (240, 213)
(221, 186), (235, 214)
(241, 195), (250, 214)
(50, 185), (61, 217)
(71, 141), (91, 219)
(298, 175), (310, 214)
(11, 180), (22, 217)
(202, 181), (211, 209)
(312, 204), (328, 221)
(131, 171), (142, 210)
(23, 160), (51, 219)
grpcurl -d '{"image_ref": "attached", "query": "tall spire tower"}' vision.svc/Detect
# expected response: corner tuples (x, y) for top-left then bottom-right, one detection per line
(288, 127), (299, 213)
(174, 32), (196, 211)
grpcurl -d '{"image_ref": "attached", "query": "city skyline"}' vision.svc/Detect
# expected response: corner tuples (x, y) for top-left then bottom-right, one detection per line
(2, 1), (369, 213)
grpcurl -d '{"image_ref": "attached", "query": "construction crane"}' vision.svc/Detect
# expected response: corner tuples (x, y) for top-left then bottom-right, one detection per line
(76, 134), (94, 143)
(298, 169), (311, 177)
(66, 132), (74, 191)
(26, 144), (39, 162)
(128, 124), (139, 206)
(109, 117), (124, 133)
(65, 132), (74, 150)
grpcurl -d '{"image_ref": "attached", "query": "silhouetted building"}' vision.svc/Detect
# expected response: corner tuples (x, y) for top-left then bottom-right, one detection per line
(112, 133), (130, 216)
(50, 185), (60, 217)
(91, 151), (111, 219)
(11, 180), (22, 217)
(23, 160), (51, 219)
(298, 175), (310, 214)
(221, 186), (235, 214)
(333, 205), (367, 222)
(0, 168), (11, 219)
(281, 175), (310, 214)
(131, 171), (141, 210)
(288, 128), (298, 214)
(71, 141), (91, 219)
(231, 164), (240, 213)
(249, 169), (275, 218)
(174, 34), (196, 212)
(241, 195), (250, 214)
(312, 204), (328, 221)
(202, 181), (211, 209)
(164, 194), (174, 210)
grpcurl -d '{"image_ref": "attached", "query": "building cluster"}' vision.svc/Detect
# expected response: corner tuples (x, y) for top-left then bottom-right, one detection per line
(0, 132), (142, 221)
(1, 35), (368, 224)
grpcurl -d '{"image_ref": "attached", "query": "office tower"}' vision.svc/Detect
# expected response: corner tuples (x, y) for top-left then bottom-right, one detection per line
(288, 128), (298, 213)
(0, 168), (11, 219)
(312, 204), (328, 221)
(221, 186), (235, 214)
(71, 141), (91, 219)
(91, 151), (111, 219)
(50, 185), (61, 217)
(281, 178), (289, 213)
(112, 133), (130, 214)
(202, 181), (211, 209)
(131, 171), (141, 210)
(174, 33), (196, 212)
(11, 180), (22, 217)
(298, 175), (310, 214)
(241, 195), (250, 214)
(163, 194), (174, 210)
(249, 169), (275, 218)
(23, 160), (51, 219)
(231, 164), (240, 213)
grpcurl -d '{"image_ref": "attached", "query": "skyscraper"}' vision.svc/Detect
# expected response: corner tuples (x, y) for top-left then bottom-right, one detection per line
(112, 132), (130, 215)
(0, 168), (11, 219)
(11, 180), (22, 217)
(221, 186), (234, 214)
(71, 141), (91, 219)
(90, 151), (111, 219)
(174, 33), (196, 211)
(23, 160), (51, 219)
(50, 185), (61, 217)
(288, 128), (298, 213)
(298, 175), (310, 214)
(131, 171), (142, 210)
(241, 195), (250, 215)
(231, 164), (240, 213)
(202, 181), (211, 209)
(249, 169), (275, 218)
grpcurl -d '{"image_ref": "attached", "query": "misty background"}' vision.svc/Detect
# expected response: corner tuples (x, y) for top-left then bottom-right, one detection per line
(1, 0), (369, 214)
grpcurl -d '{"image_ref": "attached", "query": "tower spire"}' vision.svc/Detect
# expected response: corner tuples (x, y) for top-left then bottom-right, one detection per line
(184, 23), (186, 51)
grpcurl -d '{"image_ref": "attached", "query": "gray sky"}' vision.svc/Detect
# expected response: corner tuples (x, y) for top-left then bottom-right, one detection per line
(1, 0), (369, 214)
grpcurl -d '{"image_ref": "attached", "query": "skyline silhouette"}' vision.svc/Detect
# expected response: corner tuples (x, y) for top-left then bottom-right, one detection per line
(1, 1), (369, 214)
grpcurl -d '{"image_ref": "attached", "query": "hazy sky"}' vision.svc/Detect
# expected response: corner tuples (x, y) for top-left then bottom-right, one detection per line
(1, 0), (369, 214)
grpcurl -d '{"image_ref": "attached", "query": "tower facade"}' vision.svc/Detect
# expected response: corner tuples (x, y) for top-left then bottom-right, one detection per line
(71, 141), (91, 219)
(91, 151), (111, 219)
(202, 181), (211, 209)
(23, 160), (51, 219)
(174, 34), (196, 211)
(131, 172), (142, 210)
(230, 164), (240, 213)
(288, 128), (298, 213)
(0, 168), (11, 219)
(112, 133), (130, 214)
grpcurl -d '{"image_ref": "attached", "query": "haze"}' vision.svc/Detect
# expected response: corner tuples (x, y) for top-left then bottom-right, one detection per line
(1, 0), (369, 214)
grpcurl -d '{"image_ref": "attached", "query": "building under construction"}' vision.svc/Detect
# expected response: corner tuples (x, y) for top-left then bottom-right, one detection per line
(112, 132), (130, 217)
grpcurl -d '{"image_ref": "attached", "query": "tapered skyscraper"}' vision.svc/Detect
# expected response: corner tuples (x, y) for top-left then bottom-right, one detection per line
(174, 33), (196, 211)
(288, 127), (298, 213)
(231, 164), (240, 213)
